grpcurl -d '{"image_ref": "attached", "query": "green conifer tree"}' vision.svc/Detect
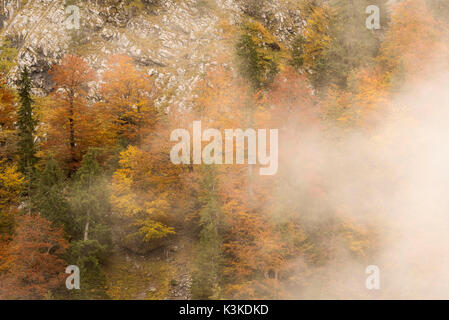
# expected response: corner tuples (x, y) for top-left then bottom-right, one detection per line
(291, 0), (389, 92)
(191, 165), (223, 299)
(16, 68), (38, 211)
(33, 158), (76, 236)
(65, 149), (112, 299)
(17, 68), (38, 175)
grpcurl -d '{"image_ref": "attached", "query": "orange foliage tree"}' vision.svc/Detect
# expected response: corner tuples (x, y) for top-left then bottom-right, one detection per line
(189, 65), (287, 298)
(98, 54), (159, 147)
(378, 0), (449, 83)
(0, 76), (16, 159)
(0, 161), (23, 235)
(45, 55), (98, 173)
(0, 214), (68, 299)
(263, 67), (318, 130)
(110, 145), (182, 254)
(324, 0), (449, 130)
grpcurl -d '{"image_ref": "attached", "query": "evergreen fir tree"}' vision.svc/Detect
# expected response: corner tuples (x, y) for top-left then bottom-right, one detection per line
(191, 165), (223, 299)
(71, 149), (111, 244)
(64, 149), (112, 299)
(325, 0), (390, 89)
(17, 68), (38, 176)
(33, 158), (76, 237)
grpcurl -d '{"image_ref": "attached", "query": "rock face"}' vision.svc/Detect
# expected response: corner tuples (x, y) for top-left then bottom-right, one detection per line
(1, 0), (303, 103)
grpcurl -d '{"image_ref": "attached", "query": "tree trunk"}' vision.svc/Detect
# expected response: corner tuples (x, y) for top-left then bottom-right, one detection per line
(84, 220), (89, 241)
(68, 98), (76, 171)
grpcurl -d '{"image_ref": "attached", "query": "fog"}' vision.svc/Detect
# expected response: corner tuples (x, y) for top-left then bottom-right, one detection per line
(280, 70), (449, 299)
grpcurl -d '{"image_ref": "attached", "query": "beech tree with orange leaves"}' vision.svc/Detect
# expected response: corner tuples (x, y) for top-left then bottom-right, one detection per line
(378, 0), (448, 83)
(0, 214), (68, 299)
(0, 76), (16, 160)
(46, 55), (97, 173)
(264, 67), (318, 131)
(98, 54), (159, 148)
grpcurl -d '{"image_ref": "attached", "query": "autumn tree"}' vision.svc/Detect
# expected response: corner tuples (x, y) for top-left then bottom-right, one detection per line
(291, 2), (333, 91)
(47, 55), (97, 173)
(292, 1), (388, 92)
(236, 20), (283, 91)
(0, 77), (16, 160)
(378, 0), (448, 84)
(0, 161), (23, 284)
(220, 173), (284, 299)
(0, 214), (68, 299)
(190, 65), (284, 299)
(264, 67), (318, 130)
(324, 0), (448, 129)
(0, 160), (23, 235)
(98, 54), (158, 148)
(111, 146), (176, 254)
(0, 160), (22, 297)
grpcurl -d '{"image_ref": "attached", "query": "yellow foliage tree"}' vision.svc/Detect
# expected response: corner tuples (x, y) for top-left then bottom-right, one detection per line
(0, 160), (24, 235)
(111, 146), (175, 254)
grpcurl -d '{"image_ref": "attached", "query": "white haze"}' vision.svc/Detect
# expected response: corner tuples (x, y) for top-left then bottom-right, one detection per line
(283, 70), (449, 299)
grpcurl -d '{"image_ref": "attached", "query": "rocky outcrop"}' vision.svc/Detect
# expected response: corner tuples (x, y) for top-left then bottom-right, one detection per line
(1, 0), (303, 104)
